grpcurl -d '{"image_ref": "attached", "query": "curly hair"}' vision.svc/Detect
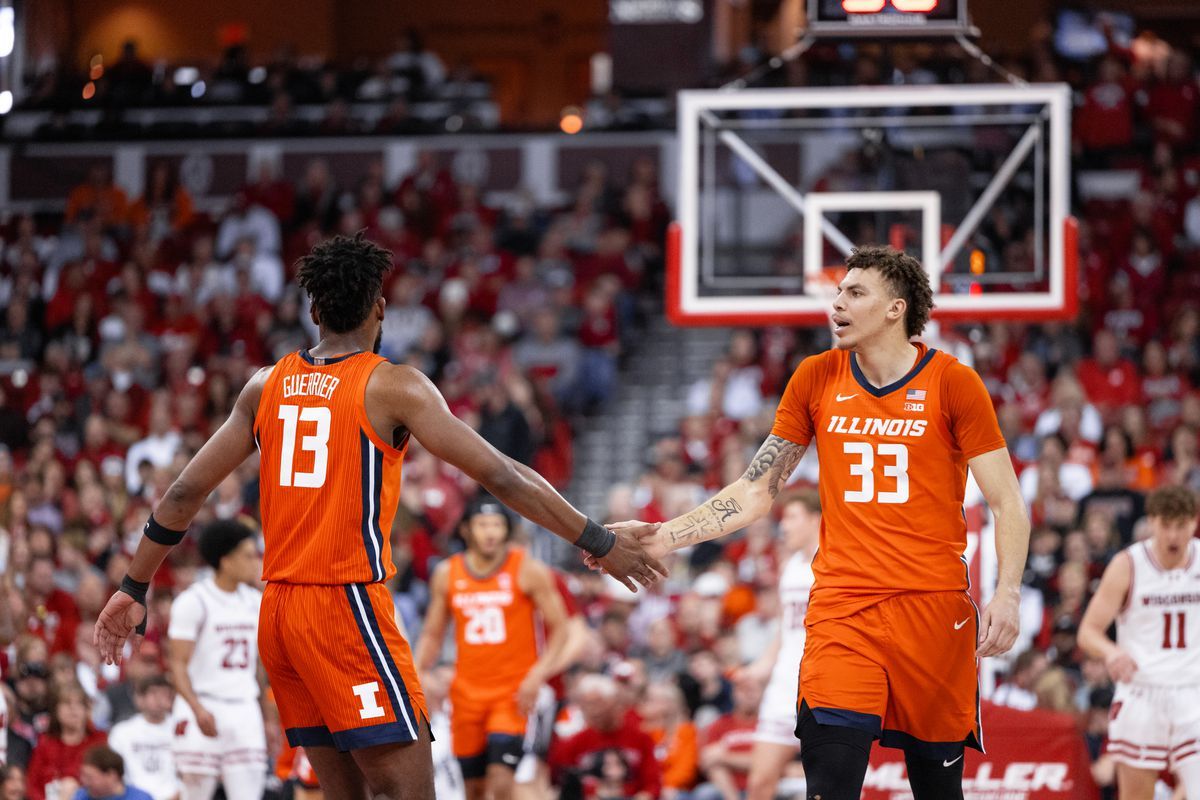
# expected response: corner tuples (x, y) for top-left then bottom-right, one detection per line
(198, 518), (255, 570)
(1145, 485), (1198, 521)
(296, 232), (394, 333)
(844, 245), (934, 339)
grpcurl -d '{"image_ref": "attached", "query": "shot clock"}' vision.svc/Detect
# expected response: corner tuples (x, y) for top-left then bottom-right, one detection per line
(807, 0), (973, 37)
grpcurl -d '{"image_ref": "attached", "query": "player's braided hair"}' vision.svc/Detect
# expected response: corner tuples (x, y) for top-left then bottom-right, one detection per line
(1146, 485), (1199, 521)
(296, 232), (394, 333)
(845, 245), (934, 339)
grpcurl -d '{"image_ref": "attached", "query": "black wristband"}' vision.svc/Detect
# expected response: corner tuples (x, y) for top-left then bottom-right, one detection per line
(575, 518), (616, 558)
(119, 575), (150, 635)
(143, 515), (187, 546)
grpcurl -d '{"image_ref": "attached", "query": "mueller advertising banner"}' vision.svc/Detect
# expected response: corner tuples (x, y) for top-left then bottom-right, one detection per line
(863, 703), (1099, 800)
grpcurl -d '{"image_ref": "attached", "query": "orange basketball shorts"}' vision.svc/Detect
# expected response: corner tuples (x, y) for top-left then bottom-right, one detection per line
(449, 682), (528, 759)
(799, 590), (983, 758)
(260, 582), (428, 751)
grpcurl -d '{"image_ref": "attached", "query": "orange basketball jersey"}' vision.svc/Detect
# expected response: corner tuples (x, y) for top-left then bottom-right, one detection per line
(446, 547), (540, 695)
(255, 350), (405, 584)
(771, 343), (1005, 624)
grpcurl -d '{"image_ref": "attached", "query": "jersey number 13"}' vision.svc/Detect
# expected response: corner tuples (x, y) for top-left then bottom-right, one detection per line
(278, 405), (331, 488)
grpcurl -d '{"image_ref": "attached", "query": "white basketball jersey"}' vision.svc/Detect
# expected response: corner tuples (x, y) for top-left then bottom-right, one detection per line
(108, 714), (181, 800)
(777, 549), (815, 664)
(167, 577), (262, 701)
(1117, 540), (1200, 687)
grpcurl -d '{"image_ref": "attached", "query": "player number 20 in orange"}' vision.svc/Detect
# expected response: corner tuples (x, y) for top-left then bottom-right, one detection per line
(463, 606), (507, 645)
(842, 442), (910, 504)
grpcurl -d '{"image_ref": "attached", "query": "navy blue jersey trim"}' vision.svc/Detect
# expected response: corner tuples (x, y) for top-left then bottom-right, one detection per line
(345, 585), (419, 738)
(331, 721), (420, 751)
(286, 725), (335, 748)
(299, 349), (362, 365)
(850, 347), (938, 398)
(807, 706), (883, 737)
(359, 433), (384, 582)
(879, 728), (984, 759)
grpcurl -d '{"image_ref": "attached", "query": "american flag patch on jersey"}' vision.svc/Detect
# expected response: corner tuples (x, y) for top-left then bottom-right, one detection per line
(906, 389), (926, 400)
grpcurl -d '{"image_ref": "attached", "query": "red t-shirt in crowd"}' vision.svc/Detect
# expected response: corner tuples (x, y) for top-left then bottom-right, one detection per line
(1076, 79), (1135, 151)
(25, 729), (108, 800)
(702, 713), (758, 792)
(1076, 357), (1140, 411)
(1144, 80), (1198, 145)
(26, 589), (81, 656)
(550, 719), (662, 799)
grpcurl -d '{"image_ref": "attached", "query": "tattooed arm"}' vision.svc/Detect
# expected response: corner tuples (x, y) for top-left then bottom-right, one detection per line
(654, 434), (808, 554)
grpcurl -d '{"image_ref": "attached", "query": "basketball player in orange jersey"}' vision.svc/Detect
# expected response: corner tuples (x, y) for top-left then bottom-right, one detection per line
(415, 497), (568, 800)
(602, 246), (1030, 800)
(93, 233), (667, 800)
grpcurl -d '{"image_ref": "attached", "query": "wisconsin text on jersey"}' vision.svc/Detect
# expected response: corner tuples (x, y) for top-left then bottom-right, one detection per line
(1139, 592), (1200, 607)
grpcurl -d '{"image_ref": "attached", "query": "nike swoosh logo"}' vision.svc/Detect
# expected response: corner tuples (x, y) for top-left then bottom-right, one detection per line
(835, 393), (858, 402)
(943, 755), (963, 767)
(954, 618), (970, 630)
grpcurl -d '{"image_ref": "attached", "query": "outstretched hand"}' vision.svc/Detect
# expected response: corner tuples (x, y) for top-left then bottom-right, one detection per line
(587, 521), (668, 592)
(94, 591), (146, 666)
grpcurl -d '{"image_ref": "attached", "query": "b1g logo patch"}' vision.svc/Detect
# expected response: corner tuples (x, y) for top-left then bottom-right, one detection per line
(904, 402), (924, 412)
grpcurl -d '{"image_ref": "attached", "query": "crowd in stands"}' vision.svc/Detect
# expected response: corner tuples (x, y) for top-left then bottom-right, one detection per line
(0, 13), (1198, 800)
(16, 32), (496, 140)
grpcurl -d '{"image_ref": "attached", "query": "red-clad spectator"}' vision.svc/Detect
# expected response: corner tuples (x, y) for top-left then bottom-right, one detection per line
(25, 683), (107, 800)
(73, 416), (124, 473)
(694, 676), (762, 800)
(400, 444), (466, 540)
(154, 293), (203, 357)
(243, 160), (295, 225)
(1109, 192), (1178, 264)
(1076, 220), (1112, 316)
(1141, 340), (1189, 437)
(1075, 57), (1135, 154)
(622, 181), (670, 254)
(1036, 561), (1090, 653)
(368, 206), (421, 269)
(198, 295), (266, 367)
(45, 229), (118, 330)
(1115, 229), (1166, 329)
(1003, 352), (1051, 432)
(1101, 279), (1153, 350)
(439, 183), (498, 239)
(396, 150), (457, 223)
(24, 555), (80, 656)
(1143, 52), (1198, 147)
(550, 673), (662, 800)
(1077, 330), (1141, 420)
(578, 282), (620, 351)
(575, 228), (641, 292)
(109, 264), (159, 329)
